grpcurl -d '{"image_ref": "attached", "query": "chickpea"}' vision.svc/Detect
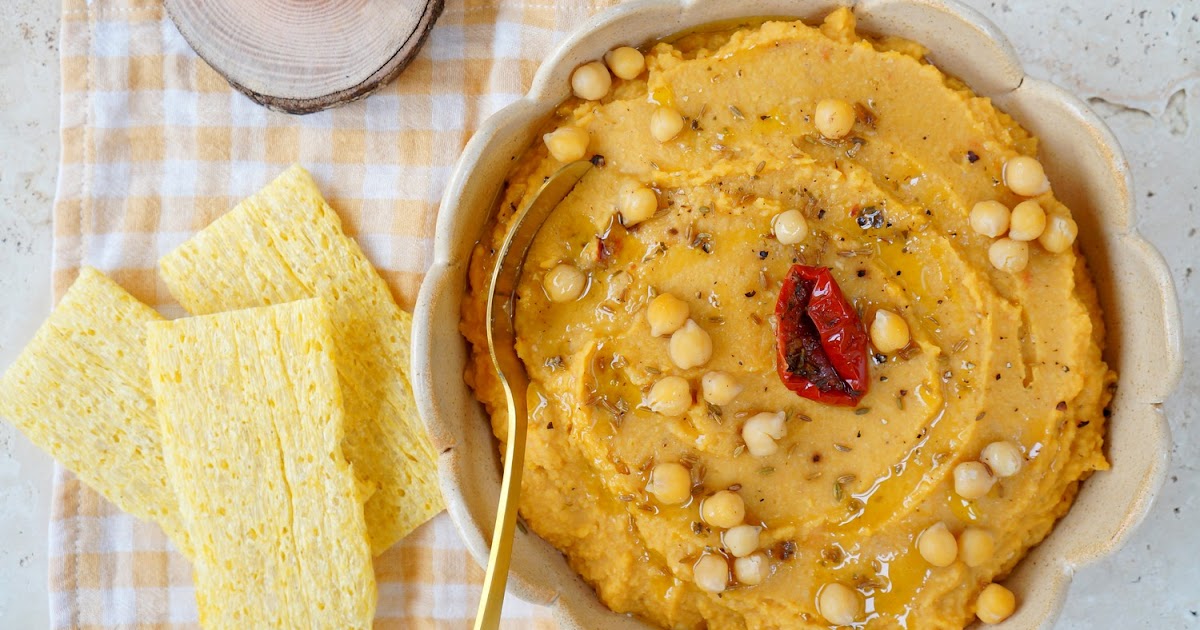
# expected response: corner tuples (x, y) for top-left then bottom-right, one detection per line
(917, 521), (958, 567)
(1008, 200), (1047, 241)
(647, 293), (689, 337)
(693, 553), (729, 593)
(772, 209), (809, 245)
(570, 61), (612, 101)
(542, 264), (587, 302)
(958, 527), (995, 567)
(669, 319), (713, 369)
(701, 371), (742, 406)
(646, 376), (692, 417)
(969, 200), (1011, 238)
(988, 238), (1029, 273)
(1003, 155), (1050, 196)
(981, 440), (1023, 477)
(604, 46), (645, 80)
(734, 553), (767, 585)
(953, 461), (996, 500)
(976, 583), (1017, 624)
(700, 490), (745, 529)
(650, 106), (685, 142)
(1039, 215), (1078, 254)
(741, 412), (786, 458)
(814, 99), (856, 140)
(647, 462), (693, 505)
(870, 309), (910, 354)
(621, 186), (658, 227)
(818, 582), (863, 626)
(543, 126), (590, 163)
(722, 524), (761, 558)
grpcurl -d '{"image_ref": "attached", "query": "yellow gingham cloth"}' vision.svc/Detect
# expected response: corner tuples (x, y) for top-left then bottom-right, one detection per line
(49, 0), (620, 626)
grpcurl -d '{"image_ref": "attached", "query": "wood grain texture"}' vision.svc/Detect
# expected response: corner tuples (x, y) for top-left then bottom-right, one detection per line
(164, 0), (444, 115)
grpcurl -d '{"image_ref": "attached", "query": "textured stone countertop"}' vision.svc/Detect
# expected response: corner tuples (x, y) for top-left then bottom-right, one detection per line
(0, 0), (1195, 627)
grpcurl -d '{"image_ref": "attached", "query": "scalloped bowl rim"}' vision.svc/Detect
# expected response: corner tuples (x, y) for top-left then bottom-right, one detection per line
(413, 0), (1183, 627)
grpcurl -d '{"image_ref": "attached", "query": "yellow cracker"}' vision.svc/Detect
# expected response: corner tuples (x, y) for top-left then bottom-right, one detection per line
(158, 165), (442, 554)
(0, 267), (188, 550)
(148, 299), (376, 629)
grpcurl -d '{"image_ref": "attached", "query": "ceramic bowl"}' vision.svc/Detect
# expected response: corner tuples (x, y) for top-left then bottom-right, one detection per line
(412, 0), (1183, 627)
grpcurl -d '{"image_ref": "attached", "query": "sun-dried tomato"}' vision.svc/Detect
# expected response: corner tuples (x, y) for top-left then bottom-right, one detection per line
(774, 265), (869, 406)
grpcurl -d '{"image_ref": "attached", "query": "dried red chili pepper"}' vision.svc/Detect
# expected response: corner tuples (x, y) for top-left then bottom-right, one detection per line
(774, 265), (869, 406)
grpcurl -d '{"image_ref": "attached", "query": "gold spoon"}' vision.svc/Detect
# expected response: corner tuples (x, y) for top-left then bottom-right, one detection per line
(476, 160), (593, 629)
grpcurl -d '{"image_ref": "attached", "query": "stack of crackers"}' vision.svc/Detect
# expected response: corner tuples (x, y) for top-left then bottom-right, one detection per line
(0, 166), (443, 628)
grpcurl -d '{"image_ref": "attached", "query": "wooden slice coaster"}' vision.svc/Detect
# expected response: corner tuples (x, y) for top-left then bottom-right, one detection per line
(164, 0), (444, 114)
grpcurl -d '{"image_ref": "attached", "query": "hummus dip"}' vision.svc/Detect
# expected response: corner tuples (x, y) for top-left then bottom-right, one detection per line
(462, 9), (1113, 629)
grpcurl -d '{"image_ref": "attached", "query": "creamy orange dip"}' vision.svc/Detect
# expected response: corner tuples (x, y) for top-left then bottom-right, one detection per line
(462, 9), (1113, 629)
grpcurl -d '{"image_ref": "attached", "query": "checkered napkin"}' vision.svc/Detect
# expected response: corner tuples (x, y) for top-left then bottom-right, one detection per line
(49, 0), (621, 626)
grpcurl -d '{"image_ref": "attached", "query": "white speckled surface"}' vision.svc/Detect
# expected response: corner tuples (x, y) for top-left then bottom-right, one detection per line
(0, 0), (1194, 627)
(0, 1), (59, 628)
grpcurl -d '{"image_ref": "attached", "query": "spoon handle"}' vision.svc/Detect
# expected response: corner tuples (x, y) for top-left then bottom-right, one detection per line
(472, 377), (527, 629)
(476, 160), (592, 629)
